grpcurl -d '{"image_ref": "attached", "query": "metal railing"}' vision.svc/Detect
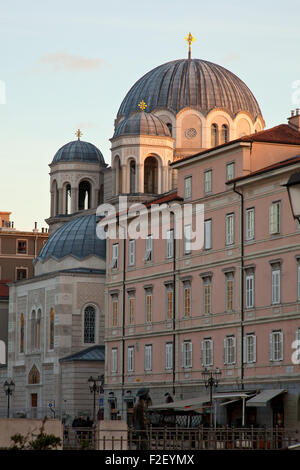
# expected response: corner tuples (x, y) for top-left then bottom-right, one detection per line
(63, 426), (95, 450)
(94, 426), (300, 451)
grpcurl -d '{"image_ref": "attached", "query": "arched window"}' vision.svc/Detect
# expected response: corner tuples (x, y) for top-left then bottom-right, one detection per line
(221, 124), (229, 144)
(28, 365), (40, 384)
(49, 308), (54, 350)
(78, 180), (91, 210)
(129, 160), (136, 193)
(144, 156), (158, 194)
(211, 123), (218, 147)
(84, 306), (96, 343)
(52, 180), (59, 216)
(31, 310), (36, 351)
(65, 184), (71, 214)
(166, 123), (172, 136)
(114, 156), (122, 195)
(36, 309), (41, 350)
(20, 313), (24, 353)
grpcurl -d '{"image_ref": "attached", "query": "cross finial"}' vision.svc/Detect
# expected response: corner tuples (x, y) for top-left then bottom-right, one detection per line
(138, 100), (147, 111)
(185, 32), (195, 60)
(76, 129), (83, 140)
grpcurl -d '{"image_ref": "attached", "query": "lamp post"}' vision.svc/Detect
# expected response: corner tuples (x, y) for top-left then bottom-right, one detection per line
(88, 375), (103, 423)
(3, 379), (15, 418)
(285, 171), (300, 222)
(201, 368), (221, 427)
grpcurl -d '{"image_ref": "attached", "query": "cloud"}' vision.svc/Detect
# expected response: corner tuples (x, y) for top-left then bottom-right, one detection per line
(39, 52), (104, 71)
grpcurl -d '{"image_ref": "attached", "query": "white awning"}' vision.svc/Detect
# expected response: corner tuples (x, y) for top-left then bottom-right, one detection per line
(246, 389), (286, 407)
(149, 394), (210, 411)
(213, 392), (253, 400)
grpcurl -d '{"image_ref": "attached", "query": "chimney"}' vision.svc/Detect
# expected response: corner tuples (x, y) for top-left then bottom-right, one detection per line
(288, 109), (300, 131)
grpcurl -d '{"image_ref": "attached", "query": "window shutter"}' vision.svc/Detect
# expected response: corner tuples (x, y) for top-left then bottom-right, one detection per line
(269, 332), (273, 361)
(189, 342), (193, 368)
(253, 335), (257, 363)
(243, 336), (247, 363)
(223, 338), (227, 364)
(279, 331), (283, 361)
(182, 342), (185, 367)
(296, 328), (300, 342)
(232, 336), (236, 364)
(204, 220), (212, 249)
(201, 340), (204, 366)
(210, 339), (214, 366)
(129, 240), (135, 265)
(269, 204), (274, 233)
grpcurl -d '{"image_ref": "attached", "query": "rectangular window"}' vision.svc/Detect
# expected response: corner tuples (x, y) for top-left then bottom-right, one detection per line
(246, 273), (254, 309)
(146, 292), (152, 323)
(165, 342), (173, 370)
(145, 344), (152, 371)
(224, 336), (236, 365)
(270, 331), (283, 361)
(244, 334), (256, 363)
(17, 240), (27, 254)
(201, 338), (213, 367)
(128, 239), (135, 266)
(144, 235), (153, 262)
(204, 170), (212, 194)
(128, 346), (134, 372)
(166, 229), (174, 258)
(167, 288), (173, 320)
(226, 162), (235, 181)
(112, 299), (118, 327)
(111, 348), (118, 373)
(204, 219), (212, 250)
(16, 268), (27, 281)
(183, 284), (191, 317)
(271, 269), (281, 305)
(225, 274), (234, 312)
(182, 341), (192, 368)
(269, 201), (281, 234)
(184, 224), (192, 255)
(203, 278), (212, 315)
(225, 213), (234, 245)
(111, 243), (119, 269)
(184, 176), (192, 199)
(246, 208), (255, 240)
(129, 297), (135, 324)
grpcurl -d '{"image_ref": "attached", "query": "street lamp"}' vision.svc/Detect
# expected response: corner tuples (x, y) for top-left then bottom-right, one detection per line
(3, 379), (15, 418)
(201, 368), (221, 427)
(88, 375), (103, 423)
(285, 171), (300, 221)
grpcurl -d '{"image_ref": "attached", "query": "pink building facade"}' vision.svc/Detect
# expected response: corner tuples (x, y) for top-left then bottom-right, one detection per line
(104, 116), (300, 428)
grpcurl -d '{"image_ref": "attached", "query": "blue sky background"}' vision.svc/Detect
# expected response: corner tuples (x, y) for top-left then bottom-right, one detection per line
(1, 0), (300, 230)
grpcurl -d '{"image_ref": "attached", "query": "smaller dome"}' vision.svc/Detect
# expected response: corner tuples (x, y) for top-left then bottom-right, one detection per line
(113, 111), (171, 138)
(52, 140), (106, 165)
(37, 214), (106, 262)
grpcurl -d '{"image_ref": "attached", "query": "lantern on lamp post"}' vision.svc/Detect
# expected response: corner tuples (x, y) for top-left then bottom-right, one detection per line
(285, 171), (300, 221)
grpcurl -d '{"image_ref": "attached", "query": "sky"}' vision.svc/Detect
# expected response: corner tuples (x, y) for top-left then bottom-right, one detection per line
(1, 0), (300, 230)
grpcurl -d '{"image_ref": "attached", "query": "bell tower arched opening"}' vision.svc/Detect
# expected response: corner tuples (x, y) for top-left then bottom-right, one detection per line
(144, 156), (158, 194)
(78, 180), (91, 210)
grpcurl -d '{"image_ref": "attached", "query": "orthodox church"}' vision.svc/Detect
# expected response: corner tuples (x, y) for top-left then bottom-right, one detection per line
(1, 34), (271, 421)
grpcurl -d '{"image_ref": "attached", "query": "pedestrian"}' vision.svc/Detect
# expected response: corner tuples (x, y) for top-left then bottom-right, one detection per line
(133, 387), (150, 450)
(165, 392), (174, 403)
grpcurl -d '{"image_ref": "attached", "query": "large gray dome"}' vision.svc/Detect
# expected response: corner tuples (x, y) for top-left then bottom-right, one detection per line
(37, 214), (106, 262)
(117, 59), (262, 120)
(113, 111), (171, 138)
(52, 140), (106, 165)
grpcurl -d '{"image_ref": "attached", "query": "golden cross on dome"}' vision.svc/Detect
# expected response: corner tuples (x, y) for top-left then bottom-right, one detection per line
(75, 129), (83, 140)
(185, 32), (195, 60)
(138, 100), (147, 111)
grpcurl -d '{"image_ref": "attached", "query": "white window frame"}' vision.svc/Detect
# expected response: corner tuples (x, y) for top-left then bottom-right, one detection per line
(271, 268), (281, 305)
(226, 162), (235, 181)
(144, 344), (152, 371)
(201, 338), (213, 367)
(111, 348), (118, 373)
(270, 330), (283, 362)
(111, 243), (119, 269)
(225, 273), (234, 312)
(184, 224), (192, 255)
(165, 342), (173, 370)
(128, 239), (135, 266)
(145, 291), (152, 323)
(225, 213), (234, 246)
(182, 341), (192, 368)
(245, 273), (254, 309)
(203, 277), (212, 315)
(184, 176), (192, 200)
(144, 234), (153, 262)
(204, 170), (212, 194)
(224, 336), (236, 365)
(246, 208), (255, 241)
(166, 229), (174, 258)
(204, 219), (212, 250)
(243, 334), (256, 364)
(127, 346), (134, 373)
(269, 201), (281, 235)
